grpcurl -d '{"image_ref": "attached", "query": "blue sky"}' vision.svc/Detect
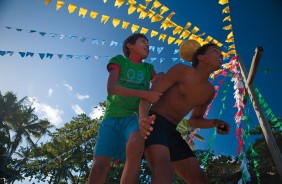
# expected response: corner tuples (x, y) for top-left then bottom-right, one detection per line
(1, 0), (282, 182)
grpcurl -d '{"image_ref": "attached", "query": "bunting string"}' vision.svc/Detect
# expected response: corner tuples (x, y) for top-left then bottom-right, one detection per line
(218, 0), (237, 57)
(0, 49), (185, 63)
(254, 88), (282, 131)
(42, 0), (235, 59)
(229, 55), (251, 183)
(201, 68), (232, 169)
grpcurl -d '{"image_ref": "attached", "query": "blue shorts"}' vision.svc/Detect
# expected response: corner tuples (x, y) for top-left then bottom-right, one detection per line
(94, 114), (139, 162)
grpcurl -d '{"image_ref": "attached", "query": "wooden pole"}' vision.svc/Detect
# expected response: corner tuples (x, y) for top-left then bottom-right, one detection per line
(237, 47), (282, 180)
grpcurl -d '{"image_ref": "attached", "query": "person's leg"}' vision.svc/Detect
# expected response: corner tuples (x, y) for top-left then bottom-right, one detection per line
(172, 157), (209, 184)
(87, 118), (118, 183)
(120, 130), (144, 184)
(144, 145), (173, 184)
(87, 156), (111, 184)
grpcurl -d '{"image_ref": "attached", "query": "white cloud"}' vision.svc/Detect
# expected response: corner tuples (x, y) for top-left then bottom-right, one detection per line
(64, 82), (73, 92)
(72, 104), (85, 115)
(48, 88), (53, 97)
(76, 93), (90, 100)
(89, 105), (105, 120)
(28, 97), (64, 127)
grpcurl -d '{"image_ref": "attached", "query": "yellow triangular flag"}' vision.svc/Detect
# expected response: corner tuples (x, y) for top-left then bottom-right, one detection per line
(223, 15), (231, 22)
(204, 36), (213, 43)
(160, 19), (170, 30)
(137, 4), (146, 12)
(228, 49), (236, 55)
(122, 21), (130, 29)
(216, 42), (223, 47)
(112, 18), (121, 27)
(227, 31), (233, 39)
(189, 34), (198, 41)
(79, 7), (88, 18)
(196, 37), (205, 45)
(222, 62), (231, 69)
(222, 51), (230, 59)
(158, 34), (167, 42)
(179, 30), (190, 39)
(127, 0), (137, 5)
(68, 4), (77, 14)
(101, 15), (110, 24)
(151, 0), (162, 9)
(150, 30), (158, 37)
(174, 39), (183, 46)
(166, 11), (175, 20)
(169, 21), (177, 28)
(191, 26), (200, 33)
(139, 10), (147, 19)
(222, 6), (230, 13)
(159, 5), (169, 15)
(167, 36), (176, 45)
(147, 9), (155, 18)
(173, 26), (183, 35)
(212, 39), (219, 45)
(131, 24), (140, 33)
(184, 22), (192, 30)
(145, 0), (152, 7)
(114, 0), (125, 8)
(45, 0), (52, 5)
(90, 11), (98, 19)
(218, 0), (228, 5)
(151, 14), (163, 22)
(225, 37), (234, 43)
(128, 5), (137, 14)
(56, 0), (65, 10)
(140, 27), (149, 34)
(223, 24), (232, 30)
(229, 44), (235, 49)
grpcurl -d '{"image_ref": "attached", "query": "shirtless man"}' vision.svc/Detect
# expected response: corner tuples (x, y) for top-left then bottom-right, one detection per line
(139, 43), (231, 184)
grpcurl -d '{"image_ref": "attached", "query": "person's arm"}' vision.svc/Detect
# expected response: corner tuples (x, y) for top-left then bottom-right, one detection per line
(188, 101), (230, 135)
(107, 66), (162, 103)
(150, 72), (165, 85)
(139, 64), (183, 139)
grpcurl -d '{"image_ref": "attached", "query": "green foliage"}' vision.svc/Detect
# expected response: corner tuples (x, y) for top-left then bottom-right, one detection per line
(0, 91), (52, 183)
(246, 120), (282, 183)
(1, 93), (247, 183)
(24, 114), (100, 183)
(195, 150), (241, 183)
(177, 118), (204, 150)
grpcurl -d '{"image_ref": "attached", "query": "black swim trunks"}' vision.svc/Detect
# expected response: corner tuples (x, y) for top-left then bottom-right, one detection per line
(145, 111), (196, 161)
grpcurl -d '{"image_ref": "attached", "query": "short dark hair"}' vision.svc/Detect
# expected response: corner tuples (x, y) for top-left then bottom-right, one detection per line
(123, 33), (148, 57)
(192, 43), (218, 67)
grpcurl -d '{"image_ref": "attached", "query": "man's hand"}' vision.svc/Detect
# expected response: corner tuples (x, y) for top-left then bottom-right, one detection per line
(214, 119), (231, 135)
(139, 114), (156, 139)
(151, 72), (165, 84)
(145, 91), (162, 104)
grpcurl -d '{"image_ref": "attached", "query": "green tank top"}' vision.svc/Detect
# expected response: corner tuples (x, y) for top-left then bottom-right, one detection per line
(104, 55), (154, 118)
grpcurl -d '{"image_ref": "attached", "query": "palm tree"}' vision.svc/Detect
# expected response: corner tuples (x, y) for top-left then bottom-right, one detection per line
(0, 91), (53, 183)
(177, 118), (204, 150)
(1, 91), (53, 156)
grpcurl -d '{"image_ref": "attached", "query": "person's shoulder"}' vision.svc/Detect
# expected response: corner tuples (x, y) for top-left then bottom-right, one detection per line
(171, 63), (192, 71)
(109, 54), (127, 64)
(143, 61), (154, 68)
(111, 54), (125, 60)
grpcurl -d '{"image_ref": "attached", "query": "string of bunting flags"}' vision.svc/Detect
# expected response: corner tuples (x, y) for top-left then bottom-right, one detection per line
(0, 49), (183, 63)
(43, 0), (237, 59)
